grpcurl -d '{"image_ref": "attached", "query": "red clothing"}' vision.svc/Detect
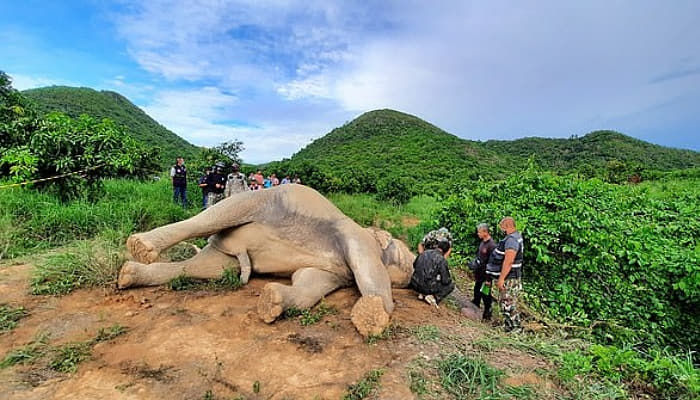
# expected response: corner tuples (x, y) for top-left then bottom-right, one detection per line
(253, 173), (264, 185)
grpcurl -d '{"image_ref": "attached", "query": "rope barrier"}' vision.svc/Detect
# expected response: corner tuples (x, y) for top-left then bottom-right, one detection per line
(0, 164), (105, 190)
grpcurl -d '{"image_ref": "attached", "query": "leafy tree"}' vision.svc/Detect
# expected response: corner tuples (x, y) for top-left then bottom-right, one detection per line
(21, 85), (199, 164)
(0, 72), (160, 200)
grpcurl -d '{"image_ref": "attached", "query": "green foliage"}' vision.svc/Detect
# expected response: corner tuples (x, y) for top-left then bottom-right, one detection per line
(262, 111), (698, 198)
(1, 110), (160, 200)
(0, 333), (49, 368)
(437, 353), (503, 398)
(435, 171), (699, 350)
(31, 236), (124, 295)
(0, 177), (195, 260)
(413, 325), (441, 343)
(481, 131), (700, 181)
(49, 342), (93, 373)
(559, 345), (699, 399)
(299, 302), (337, 326)
(53, 324), (126, 373)
(22, 85), (199, 164)
(94, 324), (128, 342)
(0, 304), (27, 332)
(343, 369), (384, 400)
(167, 268), (242, 292)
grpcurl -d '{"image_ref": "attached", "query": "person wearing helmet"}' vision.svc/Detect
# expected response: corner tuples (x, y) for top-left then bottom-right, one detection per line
(225, 163), (249, 197)
(205, 162), (227, 208)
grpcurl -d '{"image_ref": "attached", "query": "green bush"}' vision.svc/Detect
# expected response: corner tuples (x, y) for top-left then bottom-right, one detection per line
(434, 170), (699, 350)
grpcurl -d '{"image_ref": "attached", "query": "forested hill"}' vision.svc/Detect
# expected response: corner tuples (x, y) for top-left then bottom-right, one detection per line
(481, 131), (700, 172)
(22, 86), (199, 164)
(286, 109), (510, 189)
(278, 109), (699, 193)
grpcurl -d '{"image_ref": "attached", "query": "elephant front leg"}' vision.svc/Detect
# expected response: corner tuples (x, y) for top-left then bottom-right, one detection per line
(118, 245), (239, 288)
(256, 268), (347, 323)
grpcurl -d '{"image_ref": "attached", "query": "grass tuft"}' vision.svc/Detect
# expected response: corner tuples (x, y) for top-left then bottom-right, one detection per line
(0, 304), (28, 332)
(343, 368), (384, 400)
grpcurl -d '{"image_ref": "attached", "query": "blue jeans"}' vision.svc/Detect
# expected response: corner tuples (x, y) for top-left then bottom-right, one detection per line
(173, 185), (187, 208)
(201, 191), (208, 209)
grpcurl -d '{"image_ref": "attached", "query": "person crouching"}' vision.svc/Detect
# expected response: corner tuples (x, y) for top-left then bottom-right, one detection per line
(410, 239), (454, 308)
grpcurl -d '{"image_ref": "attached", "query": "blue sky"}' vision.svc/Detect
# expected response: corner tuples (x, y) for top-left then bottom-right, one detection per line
(2, 0), (699, 163)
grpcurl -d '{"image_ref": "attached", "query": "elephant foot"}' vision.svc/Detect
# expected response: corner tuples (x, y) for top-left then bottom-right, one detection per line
(117, 261), (141, 289)
(350, 295), (390, 338)
(127, 234), (160, 264)
(257, 283), (286, 323)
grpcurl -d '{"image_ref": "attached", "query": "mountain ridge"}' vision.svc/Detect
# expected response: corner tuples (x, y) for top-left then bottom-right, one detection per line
(22, 86), (200, 164)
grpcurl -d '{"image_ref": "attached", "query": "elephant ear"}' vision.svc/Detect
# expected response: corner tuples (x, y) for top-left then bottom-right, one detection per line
(365, 227), (392, 250)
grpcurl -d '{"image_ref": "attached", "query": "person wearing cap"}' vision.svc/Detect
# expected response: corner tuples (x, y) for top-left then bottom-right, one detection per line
(224, 163), (249, 198)
(198, 167), (211, 209)
(205, 162), (227, 208)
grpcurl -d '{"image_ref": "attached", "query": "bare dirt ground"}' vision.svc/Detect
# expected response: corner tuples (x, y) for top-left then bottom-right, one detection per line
(0, 263), (559, 400)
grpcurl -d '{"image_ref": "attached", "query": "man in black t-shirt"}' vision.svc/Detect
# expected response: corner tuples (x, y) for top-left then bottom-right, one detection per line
(472, 223), (496, 320)
(205, 162), (227, 209)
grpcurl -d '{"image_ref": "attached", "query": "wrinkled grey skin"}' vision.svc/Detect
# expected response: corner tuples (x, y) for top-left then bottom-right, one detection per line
(117, 184), (415, 335)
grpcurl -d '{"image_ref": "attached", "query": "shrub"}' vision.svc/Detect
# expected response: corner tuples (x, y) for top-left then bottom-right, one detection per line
(434, 170), (699, 350)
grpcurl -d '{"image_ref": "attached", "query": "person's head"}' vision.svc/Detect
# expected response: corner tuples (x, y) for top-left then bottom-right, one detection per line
(176, 157), (184, 165)
(256, 170), (262, 174)
(204, 168), (211, 174)
(436, 239), (451, 255)
(231, 163), (240, 172)
(499, 217), (516, 234)
(477, 223), (491, 241)
(215, 161), (225, 174)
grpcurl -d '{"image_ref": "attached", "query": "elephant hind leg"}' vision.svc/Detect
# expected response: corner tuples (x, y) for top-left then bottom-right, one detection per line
(118, 244), (239, 288)
(257, 268), (347, 323)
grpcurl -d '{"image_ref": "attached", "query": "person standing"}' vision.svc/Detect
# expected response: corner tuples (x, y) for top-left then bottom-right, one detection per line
(170, 157), (187, 208)
(224, 163), (249, 197)
(281, 175), (291, 184)
(205, 162), (227, 208)
(253, 170), (264, 186)
(472, 223), (496, 320)
(486, 217), (524, 332)
(198, 168), (211, 209)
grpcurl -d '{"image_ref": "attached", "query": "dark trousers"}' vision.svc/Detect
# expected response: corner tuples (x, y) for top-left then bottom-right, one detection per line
(173, 185), (187, 208)
(472, 276), (493, 319)
(201, 191), (208, 209)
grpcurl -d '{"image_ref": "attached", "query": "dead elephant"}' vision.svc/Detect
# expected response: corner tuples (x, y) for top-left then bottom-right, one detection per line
(117, 184), (415, 336)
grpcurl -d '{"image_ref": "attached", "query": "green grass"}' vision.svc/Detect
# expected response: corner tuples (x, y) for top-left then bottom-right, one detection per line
(0, 304), (28, 332)
(438, 354), (503, 398)
(167, 267), (242, 292)
(343, 368), (384, 400)
(0, 178), (197, 260)
(328, 193), (437, 245)
(413, 325), (441, 343)
(0, 332), (49, 368)
(31, 235), (124, 295)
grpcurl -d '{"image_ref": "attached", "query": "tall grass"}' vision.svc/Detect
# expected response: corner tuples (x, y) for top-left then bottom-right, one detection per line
(0, 178), (198, 260)
(328, 193), (438, 246)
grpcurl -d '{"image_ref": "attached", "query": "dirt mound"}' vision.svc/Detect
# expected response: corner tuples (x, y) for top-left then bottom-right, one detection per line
(1, 265), (558, 399)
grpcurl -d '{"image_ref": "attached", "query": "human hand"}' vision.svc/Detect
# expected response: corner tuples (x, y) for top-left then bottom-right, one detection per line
(496, 279), (505, 292)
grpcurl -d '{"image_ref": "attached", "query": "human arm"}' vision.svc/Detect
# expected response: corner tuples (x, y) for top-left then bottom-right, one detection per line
(418, 242), (425, 254)
(170, 167), (175, 178)
(496, 249), (516, 291)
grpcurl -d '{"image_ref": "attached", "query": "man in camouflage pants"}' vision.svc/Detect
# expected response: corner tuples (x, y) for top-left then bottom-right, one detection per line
(487, 217), (524, 333)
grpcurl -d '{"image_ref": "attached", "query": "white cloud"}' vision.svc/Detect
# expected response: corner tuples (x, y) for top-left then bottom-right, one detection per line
(8, 73), (74, 90)
(107, 0), (700, 152)
(139, 86), (336, 163)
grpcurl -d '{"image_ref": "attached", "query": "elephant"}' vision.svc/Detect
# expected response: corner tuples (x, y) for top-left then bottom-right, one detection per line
(117, 184), (416, 336)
